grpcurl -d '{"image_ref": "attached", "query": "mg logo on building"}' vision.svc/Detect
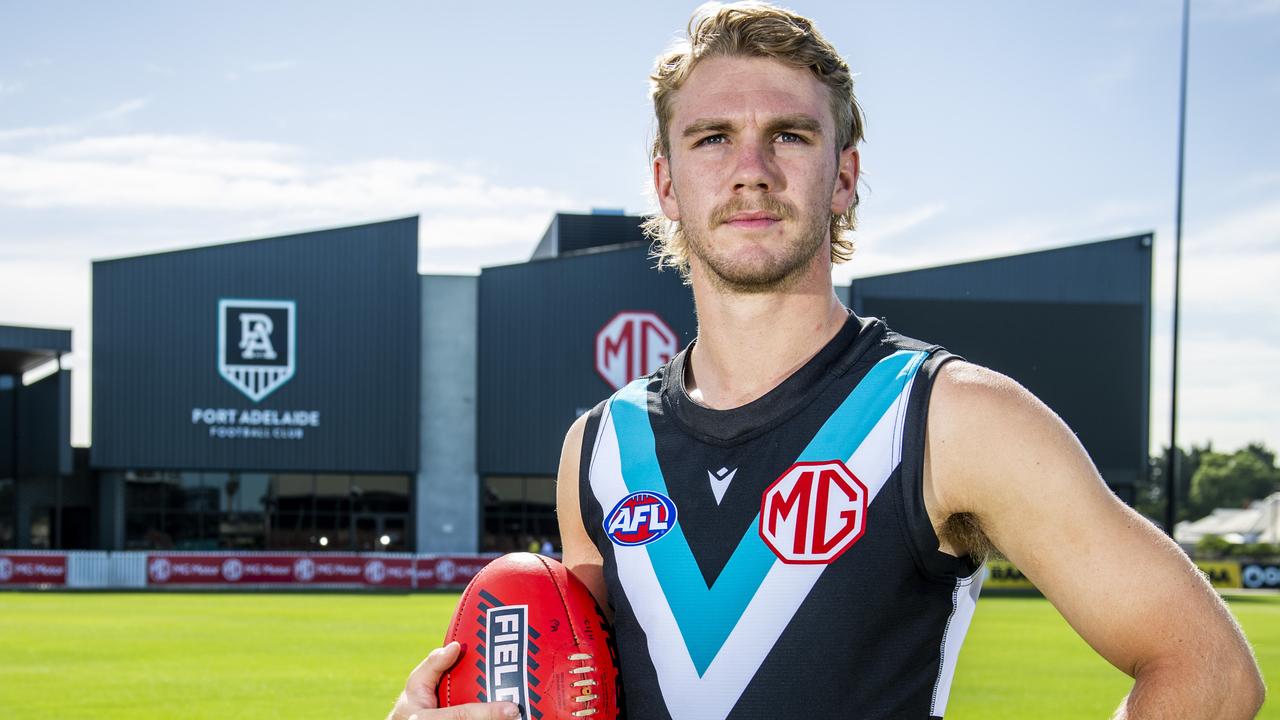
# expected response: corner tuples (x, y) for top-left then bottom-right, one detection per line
(595, 311), (677, 390)
(218, 299), (296, 402)
(759, 460), (868, 564)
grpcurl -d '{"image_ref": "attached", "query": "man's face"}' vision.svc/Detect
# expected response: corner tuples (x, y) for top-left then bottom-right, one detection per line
(654, 55), (858, 292)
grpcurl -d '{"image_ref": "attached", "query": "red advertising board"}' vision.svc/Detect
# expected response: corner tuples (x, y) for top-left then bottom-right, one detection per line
(146, 554), (416, 588)
(413, 555), (495, 589)
(0, 553), (67, 586)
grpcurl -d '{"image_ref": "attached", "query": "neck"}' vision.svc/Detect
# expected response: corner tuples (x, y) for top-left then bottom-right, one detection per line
(685, 257), (848, 410)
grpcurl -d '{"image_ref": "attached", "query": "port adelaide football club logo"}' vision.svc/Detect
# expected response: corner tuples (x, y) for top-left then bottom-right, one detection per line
(605, 491), (678, 546)
(218, 299), (296, 402)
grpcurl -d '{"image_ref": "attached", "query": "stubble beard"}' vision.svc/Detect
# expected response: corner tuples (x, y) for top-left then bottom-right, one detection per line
(681, 193), (831, 295)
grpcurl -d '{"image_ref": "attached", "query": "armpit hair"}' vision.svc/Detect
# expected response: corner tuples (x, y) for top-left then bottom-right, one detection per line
(940, 512), (995, 564)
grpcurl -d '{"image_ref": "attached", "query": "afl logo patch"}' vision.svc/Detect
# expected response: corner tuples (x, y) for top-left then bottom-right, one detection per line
(604, 491), (677, 546)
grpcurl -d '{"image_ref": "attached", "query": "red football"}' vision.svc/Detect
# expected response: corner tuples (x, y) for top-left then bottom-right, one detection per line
(439, 553), (620, 720)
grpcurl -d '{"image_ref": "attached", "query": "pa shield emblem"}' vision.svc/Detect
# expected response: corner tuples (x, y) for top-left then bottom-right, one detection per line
(218, 298), (296, 402)
(605, 491), (677, 546)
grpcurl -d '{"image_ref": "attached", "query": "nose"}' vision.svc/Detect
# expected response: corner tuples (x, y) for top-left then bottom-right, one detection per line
(731, 136), (784, 194)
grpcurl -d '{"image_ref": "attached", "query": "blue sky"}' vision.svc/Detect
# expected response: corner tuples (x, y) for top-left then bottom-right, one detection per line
(1, 1), (1277, 453)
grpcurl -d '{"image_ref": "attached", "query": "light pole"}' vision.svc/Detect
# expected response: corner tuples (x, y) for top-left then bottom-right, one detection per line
(1166, 0), (1191, 536)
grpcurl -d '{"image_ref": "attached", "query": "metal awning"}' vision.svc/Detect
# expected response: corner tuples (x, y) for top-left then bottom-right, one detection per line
(0, 324), (72, 375)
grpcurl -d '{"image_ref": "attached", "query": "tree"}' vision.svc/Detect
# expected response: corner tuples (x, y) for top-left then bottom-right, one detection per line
(1187, 447), (1280, 520)
(1139, 443), (1209, 524)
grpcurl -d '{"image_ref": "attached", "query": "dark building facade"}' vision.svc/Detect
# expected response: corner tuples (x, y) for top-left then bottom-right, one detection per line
(1, 213), (1154, 555)
(851, 235), (1153, 502)
(477, 225), (696, 551)
(91, 218), (421, 552)
(0, 324), (74, 548)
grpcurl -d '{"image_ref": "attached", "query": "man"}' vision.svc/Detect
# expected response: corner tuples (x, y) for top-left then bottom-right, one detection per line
(390, 3), (1264, 719)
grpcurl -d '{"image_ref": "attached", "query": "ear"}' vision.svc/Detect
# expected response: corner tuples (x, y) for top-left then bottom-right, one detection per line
(830, 146), (859, 215)
(654, 154), (681, 222)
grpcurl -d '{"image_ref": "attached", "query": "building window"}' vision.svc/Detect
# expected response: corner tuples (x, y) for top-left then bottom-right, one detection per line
(482, 475), (558, 553)
(121, 470), (410, 551)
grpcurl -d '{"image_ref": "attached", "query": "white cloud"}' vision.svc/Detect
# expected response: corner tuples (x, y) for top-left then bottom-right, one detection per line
(1190, 198), (1280, 253)
(0, 80), (23, 98)
(1086, 54), (1140, 97)
(0, 124), (77, 143)
(142, 63), (176, 77)
(247, 60), (297, 73)
(0, 130), (579, 446)
(1201, 0), (1280, 19)
(0, 96), (151, 146)
(97, 97), (149, 121)
(0, 133), (572, 217)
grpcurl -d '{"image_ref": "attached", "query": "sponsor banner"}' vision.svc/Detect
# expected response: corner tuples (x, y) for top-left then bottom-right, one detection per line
(146, 554), (415, 588)
(983, 559), (1035, 589)
(1196, 561), (1243, 589)
(414, 555), (494, 589)
(987, 559), (1250, 590)
(1241, 563), (1280, 590)
(0, 553), (68, 586)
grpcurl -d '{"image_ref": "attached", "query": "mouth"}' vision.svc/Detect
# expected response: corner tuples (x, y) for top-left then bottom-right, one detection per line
(723, 211), (782, 230)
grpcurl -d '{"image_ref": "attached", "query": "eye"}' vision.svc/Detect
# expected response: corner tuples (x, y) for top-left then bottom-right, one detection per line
(776, 132), (807, 144)
(694, 134), (727, 147)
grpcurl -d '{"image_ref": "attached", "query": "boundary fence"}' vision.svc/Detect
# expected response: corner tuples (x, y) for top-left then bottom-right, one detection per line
(0, 550), (501, 590)
(4, 551), (1278, 591)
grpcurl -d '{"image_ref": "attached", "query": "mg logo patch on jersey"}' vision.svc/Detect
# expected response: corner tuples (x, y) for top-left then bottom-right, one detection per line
(218, 299), (296, 402)
(595, 311), (677, 390)
(486, 605), (530, 713)
(604, 490), (678, 546)
(759, 460), (868, 564)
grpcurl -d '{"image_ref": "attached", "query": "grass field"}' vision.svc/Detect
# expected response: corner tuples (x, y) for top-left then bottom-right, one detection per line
(0, 591), (1275, 719)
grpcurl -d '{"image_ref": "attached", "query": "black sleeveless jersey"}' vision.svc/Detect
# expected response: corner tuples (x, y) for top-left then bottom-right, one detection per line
(578, 313), (984, 720)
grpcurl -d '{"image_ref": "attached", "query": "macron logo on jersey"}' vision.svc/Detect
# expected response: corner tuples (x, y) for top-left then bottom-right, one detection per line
(605, 491), (678, 546)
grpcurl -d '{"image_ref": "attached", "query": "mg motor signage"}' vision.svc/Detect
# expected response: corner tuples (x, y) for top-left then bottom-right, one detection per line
(595, 311), (677, 390)
(759, 460), (868, 564)
(0, 553), (67, 586)
(142, 553), (499, 589)
(218, 298), (296, 402)
(147, 553), (414, 588)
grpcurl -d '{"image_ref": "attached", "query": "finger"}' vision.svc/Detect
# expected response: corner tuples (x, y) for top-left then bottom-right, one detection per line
(407, 702), (521, 720)
(405, 642), (464, 706)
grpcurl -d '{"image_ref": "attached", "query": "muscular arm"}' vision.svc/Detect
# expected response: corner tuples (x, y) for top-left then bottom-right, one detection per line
(556, 412), (610, 614)
(925, 362), (1264, 720)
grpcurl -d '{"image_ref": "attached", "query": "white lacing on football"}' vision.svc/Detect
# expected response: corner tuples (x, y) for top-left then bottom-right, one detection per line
(568, 652), (599, 717)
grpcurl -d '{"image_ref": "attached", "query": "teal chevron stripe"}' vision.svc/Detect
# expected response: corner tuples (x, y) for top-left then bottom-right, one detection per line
(609, 349), (925, 676)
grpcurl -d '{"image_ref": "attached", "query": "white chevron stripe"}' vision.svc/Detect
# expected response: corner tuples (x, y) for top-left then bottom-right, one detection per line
(930, 564), (985, 717)
(589, 371), (919, 720)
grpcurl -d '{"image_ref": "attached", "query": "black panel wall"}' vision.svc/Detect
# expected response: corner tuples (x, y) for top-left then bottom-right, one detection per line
(0, 381), (12, 477)
(16, 370), (70, 477)
(852, 235), (1153, 500)
(478, 245), (696, 476)
(91, 218), (420, 473)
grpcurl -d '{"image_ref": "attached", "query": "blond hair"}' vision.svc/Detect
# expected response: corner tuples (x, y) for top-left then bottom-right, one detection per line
(643, 2), (865, 277)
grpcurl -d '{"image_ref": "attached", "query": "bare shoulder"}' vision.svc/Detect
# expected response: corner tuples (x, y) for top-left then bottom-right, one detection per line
(925, 361), (1263, 709)
(556, 412), (591, 528)
(556, 411), (608, 611)
(924, 359), (1086, 515)
(559, 412), (591, 481)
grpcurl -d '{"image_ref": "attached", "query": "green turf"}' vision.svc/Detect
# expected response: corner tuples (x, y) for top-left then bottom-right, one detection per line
(0, 591), (1275, 718)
